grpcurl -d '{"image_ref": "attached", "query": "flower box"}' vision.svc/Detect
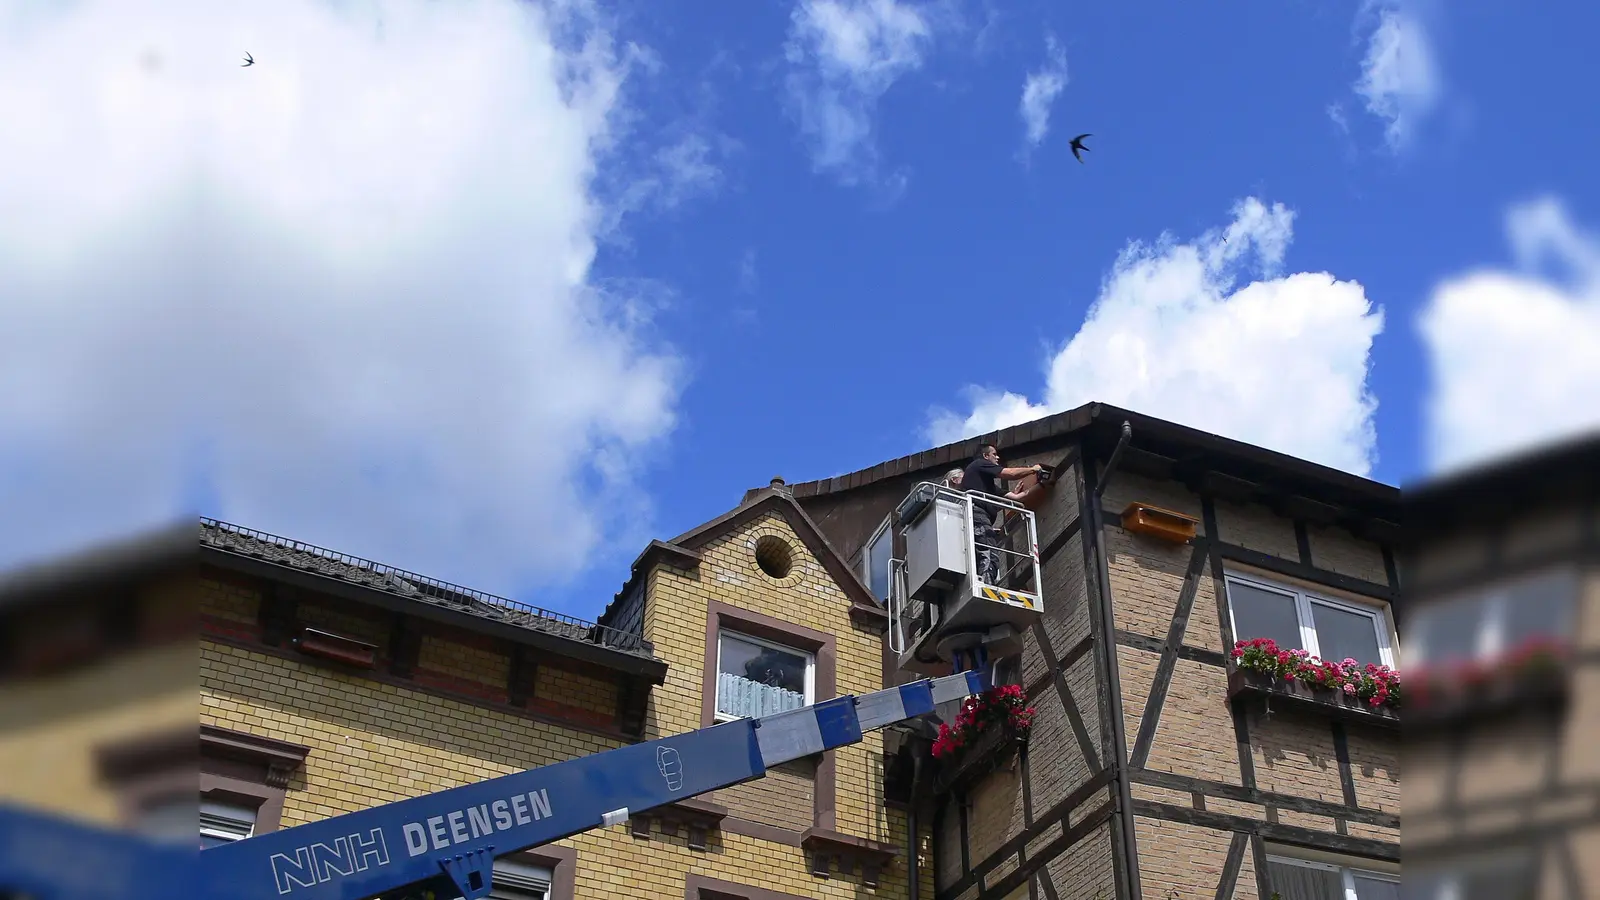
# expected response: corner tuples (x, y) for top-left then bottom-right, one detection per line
(932, 719), (1027, 795)
(928, 683), (1035, 794)
(1226, 668), (1400, 730)
(1407, 640), (1572, 734)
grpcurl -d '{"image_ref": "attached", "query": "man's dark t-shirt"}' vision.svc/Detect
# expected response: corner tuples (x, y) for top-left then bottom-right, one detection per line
(963, 456), (1005, 525)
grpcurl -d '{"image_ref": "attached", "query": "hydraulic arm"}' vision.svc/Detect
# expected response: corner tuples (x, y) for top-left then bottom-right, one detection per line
(0, 670), (986, 900)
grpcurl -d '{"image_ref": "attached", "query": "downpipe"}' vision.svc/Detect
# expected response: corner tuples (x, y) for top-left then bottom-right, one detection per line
(1091, 421), (1143, 900)
(905, 729), (932, 900)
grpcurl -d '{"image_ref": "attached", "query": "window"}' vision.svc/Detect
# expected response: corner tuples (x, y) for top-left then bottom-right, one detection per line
(1267, 854), (1399, 900)
(1225, 572), (1395, 668)
(1407, 567), (1578, 667)
(488, 858), (552, 900)
(199, 796), (257, 849)
(715, 630), (814, 721)
(1404, 852), (1538, 900)
(860, 518), (894, 605)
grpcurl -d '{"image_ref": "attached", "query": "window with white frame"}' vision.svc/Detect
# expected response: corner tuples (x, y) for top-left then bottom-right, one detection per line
(715, 630), (814, 721)
(487, 858), (553, 900)
(1406, 566), (1578, 668)
(1225, 572), (1395, 668)
(198, 796), (258, 849)
(860, 518), (895, 606)
(1266, 852), (1399, 900)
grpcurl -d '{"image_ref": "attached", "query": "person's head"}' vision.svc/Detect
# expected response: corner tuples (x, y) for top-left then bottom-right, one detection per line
(977, 442), (1000, 464)
(943, 468), (964, 488)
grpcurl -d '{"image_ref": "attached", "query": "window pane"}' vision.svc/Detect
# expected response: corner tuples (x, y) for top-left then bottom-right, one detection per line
(1228, 582), (1302, 651)
(1310, 601), (1383, 665)
(1461, 859), (1539, 900)
(1499, 569), (1578, 651)
(1266, 861), (1342, 900)
(867, 527), (893, 604)
(135, 795), (199, 845)
(717, 634), (807, 719)
(1352, 874), (1400, 900)
(1410, 594), (1486, 665)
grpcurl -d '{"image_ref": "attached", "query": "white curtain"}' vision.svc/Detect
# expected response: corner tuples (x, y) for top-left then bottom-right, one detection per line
(718, 672), (804, 718)
(1268, 861), (1343, 900)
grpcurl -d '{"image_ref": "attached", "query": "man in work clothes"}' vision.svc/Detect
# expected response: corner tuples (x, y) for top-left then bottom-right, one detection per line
(962, 443), (1043, 586)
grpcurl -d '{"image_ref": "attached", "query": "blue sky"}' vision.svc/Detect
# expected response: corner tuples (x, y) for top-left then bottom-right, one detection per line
(2, 0), (1597, 622)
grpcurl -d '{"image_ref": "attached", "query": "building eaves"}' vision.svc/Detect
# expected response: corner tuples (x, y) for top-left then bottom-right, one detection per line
(770, 402), (1400, 527)
(0, 520), (197, 611)
(1403, 431), (1600, 536)
(199, 519), (664, 672)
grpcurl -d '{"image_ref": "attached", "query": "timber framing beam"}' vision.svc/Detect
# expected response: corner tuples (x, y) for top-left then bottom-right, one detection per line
(1127, 540), (1209, 771)
(1132, 800), (1400, 861)
(1213, 542), (1397, 605)
(935, 769), (1116, 900)
(1129, 769), (1399, 829)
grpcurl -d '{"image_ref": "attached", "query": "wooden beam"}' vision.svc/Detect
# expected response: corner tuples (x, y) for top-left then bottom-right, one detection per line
(1129, 541), (1209, 769)
(936, 769), (1116, 900)
(975, 801), (1116, 900)
(1215, 542), (1396, 602)
(388, 614), (421, 678)
(1294, 521), (1313, 567)
(1331, 722), (1359, 810)
(1213, 832), (1248, 900)
(1132, 800), (1400, 861)
(1130, 769), (1398, 829)
(1114, 631), (1227, 667)
(258, 582), (298, 648)
(1039, 516), (1083, 567)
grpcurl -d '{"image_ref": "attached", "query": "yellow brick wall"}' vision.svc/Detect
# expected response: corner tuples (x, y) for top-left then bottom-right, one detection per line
(643, 512), (893, 844)
(0, 642), (197, 826)
(198, 511), (925, 899)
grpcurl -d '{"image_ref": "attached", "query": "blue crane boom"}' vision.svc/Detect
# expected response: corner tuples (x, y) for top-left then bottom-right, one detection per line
(0, 670), (985, 900)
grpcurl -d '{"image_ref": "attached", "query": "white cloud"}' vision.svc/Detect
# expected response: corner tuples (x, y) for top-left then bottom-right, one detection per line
(784, 0), (937, 186)
(1019, 34), (1067, 153)
(1353, 3), (1440, 151)
(1419, 197), (1600, 475)
(0, 0), (690, 593)
(927, 199), (1386, 476)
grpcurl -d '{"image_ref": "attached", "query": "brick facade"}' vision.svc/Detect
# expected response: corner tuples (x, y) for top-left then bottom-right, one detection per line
(792, 407), (1403, 900)
(184, 500), (920, 900)
(1403, 444), (1600, 900)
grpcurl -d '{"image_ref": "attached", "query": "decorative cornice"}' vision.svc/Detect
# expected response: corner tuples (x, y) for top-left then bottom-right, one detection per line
(628, 798), (727, 852)
(799, 827), (899, 887)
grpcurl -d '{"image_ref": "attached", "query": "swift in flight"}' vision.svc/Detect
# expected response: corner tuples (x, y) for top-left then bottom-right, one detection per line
(1069, 133), (1092, 163)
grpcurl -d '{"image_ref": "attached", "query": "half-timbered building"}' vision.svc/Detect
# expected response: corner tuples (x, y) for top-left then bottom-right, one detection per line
(1402, 434), (1599, 899)
(780, 402), (1404, 900)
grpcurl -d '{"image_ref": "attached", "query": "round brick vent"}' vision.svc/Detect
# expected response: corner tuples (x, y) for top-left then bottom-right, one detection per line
(753, 535), (795, 580)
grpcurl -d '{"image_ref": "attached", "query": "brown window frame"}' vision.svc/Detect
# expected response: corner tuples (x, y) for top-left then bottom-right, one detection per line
(197, 724), (310, 836)
(95, 727), (202, 830)
(496, 844), (576, 899)
(700, 600), (837, 833)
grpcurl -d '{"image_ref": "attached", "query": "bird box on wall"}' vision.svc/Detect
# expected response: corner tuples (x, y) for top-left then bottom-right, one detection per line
(1009, 463), (1057, 512)
(1120, 503), (1199, 544)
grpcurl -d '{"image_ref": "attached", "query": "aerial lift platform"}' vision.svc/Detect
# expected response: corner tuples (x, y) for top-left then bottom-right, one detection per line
(884, 480), (1047, 681)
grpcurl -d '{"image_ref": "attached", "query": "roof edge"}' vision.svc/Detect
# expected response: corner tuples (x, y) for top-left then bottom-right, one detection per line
(773, 402), (1399, 509)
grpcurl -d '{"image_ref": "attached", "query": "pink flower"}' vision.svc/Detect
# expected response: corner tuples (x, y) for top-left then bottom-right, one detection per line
(1343, 683), (1356, 695)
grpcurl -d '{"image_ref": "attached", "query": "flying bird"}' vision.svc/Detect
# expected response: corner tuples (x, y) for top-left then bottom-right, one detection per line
(242, 51), (254, 67)
(1069, 133), (1092, 164)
